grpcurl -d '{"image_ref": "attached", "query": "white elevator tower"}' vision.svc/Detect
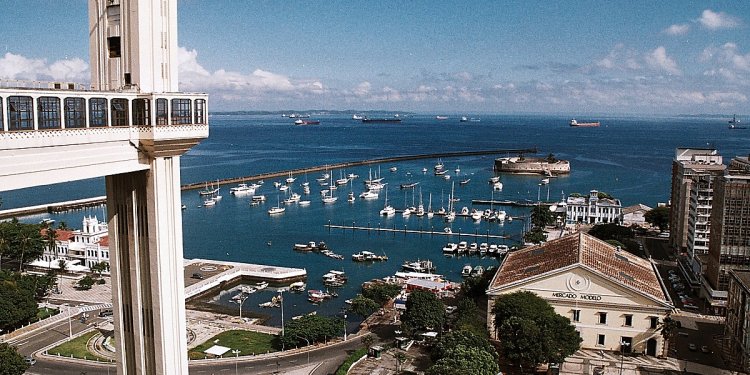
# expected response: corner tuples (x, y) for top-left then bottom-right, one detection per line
(0, 1), (207, 374)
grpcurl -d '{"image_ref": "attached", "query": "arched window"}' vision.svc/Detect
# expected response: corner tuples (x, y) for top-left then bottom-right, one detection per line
(38, 97), (62, 129)
(132, 98), (151, 126)
(7, 96), (34, 130)
(171, 98), (191, 124)
(194, 99), (206, 124)
(156, 98), (168, 125)
(89, 98), (108, 127)
(111, 98), (129, 126)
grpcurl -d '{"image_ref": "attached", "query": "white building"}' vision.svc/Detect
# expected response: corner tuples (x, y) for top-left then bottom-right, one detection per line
(621, 204), (652, 227)
(565, 190), (622, 225)
(38, 216), (110, 273)
(487, 232), (673, 356)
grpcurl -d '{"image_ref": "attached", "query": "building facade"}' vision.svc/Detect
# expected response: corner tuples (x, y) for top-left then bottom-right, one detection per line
(725, 269), (750, 373)
(621, 204), (652, 227)
(705, 156), (750, 314)
(38, 216), (110, 272)
(565, 190), (622, 225)
(486, 232), (673, 356)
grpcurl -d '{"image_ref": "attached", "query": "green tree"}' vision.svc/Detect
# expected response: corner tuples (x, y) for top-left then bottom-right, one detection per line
(361, 334), (375, 351)
(431, 330), (497, 363)
(393, 351), (408, 373)
(492, 291), (582, 370)
(0, 275), (38, 332)
(348, 295), (379, 317)
(401, 290), (444, 334)
(278, 314), (344, 348)
(530, 204), (555, 228)
(362, 282), (402, 305)
(76, 275), (95, 290)
(450, 298), (486, 336)
(524, 227), (547, 244)
(427, 345), (499, 375)
(0, 343), (30, 375)
(90, 261), (109, 279)
(460, 271), (493, 299)
(645, 206), (670, 231)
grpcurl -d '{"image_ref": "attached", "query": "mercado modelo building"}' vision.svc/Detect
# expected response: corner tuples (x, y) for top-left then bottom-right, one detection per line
(486, 232), (674, 356)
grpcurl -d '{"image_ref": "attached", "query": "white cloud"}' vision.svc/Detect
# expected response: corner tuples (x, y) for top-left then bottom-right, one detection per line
(698, 9), (740, 30)
(177, 47), (325, 100)
(352, 81), (371, 97)
(664, 24), (690, 35)
(644, 47), (681, 75)
(0, 52), (88, 82)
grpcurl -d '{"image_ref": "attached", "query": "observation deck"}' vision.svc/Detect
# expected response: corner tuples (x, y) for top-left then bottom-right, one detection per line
(0, 83), (208, 191)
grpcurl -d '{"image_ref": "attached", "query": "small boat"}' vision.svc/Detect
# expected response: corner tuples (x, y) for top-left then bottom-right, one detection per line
(352, 114), (363, 120)
(470, 265), (485, 277)
(347, 173), (359, 179)
(380, 187), (396, 216)
(434, 160), (445, 171)
(299, 200), (311, 206)
(259, 301), (278, 308)
(199, 181), (220, 196)
(400, 182), (419, 189)
(460, 116), (468, 122)
(461, 265), (472, 277)
(457, 241), (468, 252)
(352, 250), (388, 262)
(541, 178), (550, 185)
(455, 166), (460, 174)
(252, 195), (266, 202)
(493, 182), (503, 191)
(359, 190), (379, 200)
(435, 115), (448, 120)
(443, 174), (451, 180)
(401, 259), (435, 273)
(422, 167), (428, 173)
(389, 166), (398, 172)
(434, 169), (447, 176)
(181, 205), (187, 210)
(460, 178), (471, 185)
(203, 199), (216, 207)
(255, 281), (269, 290)
(286, 173), (295, 183)
(289, 281), (306, 292)
(442, 243), (458, 253)
(230, 183), (253, 194)
(279, 185), (289, 192)
(347, 191), (356, 203)
(489, 176), (500, 183)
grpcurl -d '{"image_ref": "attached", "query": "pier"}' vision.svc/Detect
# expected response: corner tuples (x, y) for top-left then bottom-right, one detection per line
(471, 199), (555, 207)
(181, 148), (537, 191)
(324, 223), (509, 240)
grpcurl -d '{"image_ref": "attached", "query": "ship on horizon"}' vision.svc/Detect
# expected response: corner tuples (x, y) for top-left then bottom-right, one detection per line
(569, 119), (600, 127)
(729, 114), (746, 129)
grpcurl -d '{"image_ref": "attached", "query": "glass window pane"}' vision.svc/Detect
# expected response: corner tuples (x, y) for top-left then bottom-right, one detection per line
(89, 98), (108, 127)
(156, 98), (168, 125)
(132, 98), (150, 126)
(111, 98), (129, 126)
(38, 97), (61, 129)
(171, 98), (191, 125)
(7, 96), (34, 131)
(64, 97), (86, 128)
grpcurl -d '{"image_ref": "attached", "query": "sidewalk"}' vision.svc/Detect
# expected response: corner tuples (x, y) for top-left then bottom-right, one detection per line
(564, 349), (736, 375)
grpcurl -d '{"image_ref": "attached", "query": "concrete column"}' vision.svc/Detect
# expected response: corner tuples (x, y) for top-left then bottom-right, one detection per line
(106, 154), (187, 375)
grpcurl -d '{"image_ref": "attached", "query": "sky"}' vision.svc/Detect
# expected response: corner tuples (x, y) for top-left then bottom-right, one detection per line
(0, 1), (749, 115)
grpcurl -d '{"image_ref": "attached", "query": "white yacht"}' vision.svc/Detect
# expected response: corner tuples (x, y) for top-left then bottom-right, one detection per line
(380, 187), (396, 216)
(230, 183), (253, 195)
(268, 205), (285, 214)
(359, 190), (379, 200)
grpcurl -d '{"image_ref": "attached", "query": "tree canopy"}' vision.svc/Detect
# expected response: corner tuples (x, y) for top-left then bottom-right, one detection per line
(427, 344), (499, 375)
(0, 343), (30, 375)
(645, 206), (670, 231)
(277, 314), (343, 348)
(492, 291), (582, 369)
(401, 290), (445, 334)
(361, 282), (402, 305)
(0, 272), (39, 332)
(348, 294), (379, 317)
(0, 220), (45, 271)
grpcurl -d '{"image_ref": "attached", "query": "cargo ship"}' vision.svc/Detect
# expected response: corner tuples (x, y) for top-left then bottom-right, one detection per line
(569, 119), (600, 127)
(362, 118), (402, 123)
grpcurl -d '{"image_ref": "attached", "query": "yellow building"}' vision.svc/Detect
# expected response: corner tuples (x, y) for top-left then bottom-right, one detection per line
(487, 232), (674, 356)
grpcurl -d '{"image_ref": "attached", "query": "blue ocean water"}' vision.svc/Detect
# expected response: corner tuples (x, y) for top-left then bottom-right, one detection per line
(7, 114), (749, 326)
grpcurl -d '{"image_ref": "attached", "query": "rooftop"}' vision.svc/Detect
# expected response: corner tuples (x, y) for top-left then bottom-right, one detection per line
(489, 232), (667, 301)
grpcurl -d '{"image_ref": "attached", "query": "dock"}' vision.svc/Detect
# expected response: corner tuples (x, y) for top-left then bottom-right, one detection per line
(184, 259), (306, 300)
(324, 223), (509, 240)
(471, 199), (555, 207)
(0, 196), (107, 221)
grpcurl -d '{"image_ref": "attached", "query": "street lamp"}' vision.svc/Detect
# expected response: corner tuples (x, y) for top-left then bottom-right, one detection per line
(619, 341), (630, 375)
(296, 336), (310, 364)
(537, 183), (542, 202)
(63, 303), (72, 338)
(343, 314), (347, 341)
(237, 291), (249, 321)
(231, 349), (240, 375)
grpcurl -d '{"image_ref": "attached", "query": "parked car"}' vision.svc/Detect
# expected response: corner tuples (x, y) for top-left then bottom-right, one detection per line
(658, 232), (670, 238)
(701, 345), (711, 353)
(24, 357), (36, 365)
(688, 343), (697, 351)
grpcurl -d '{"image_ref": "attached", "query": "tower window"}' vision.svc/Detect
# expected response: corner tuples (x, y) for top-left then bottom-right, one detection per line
(107, 36), (121, 58)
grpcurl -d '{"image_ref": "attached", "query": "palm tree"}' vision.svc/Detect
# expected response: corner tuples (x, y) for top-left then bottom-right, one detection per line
(657, 313), (681, 357)
(0, 228), (10, 271)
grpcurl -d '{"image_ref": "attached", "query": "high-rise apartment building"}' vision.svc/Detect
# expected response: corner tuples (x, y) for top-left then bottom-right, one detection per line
(668, 148), (725, 289)
(705, 156), (750, 315)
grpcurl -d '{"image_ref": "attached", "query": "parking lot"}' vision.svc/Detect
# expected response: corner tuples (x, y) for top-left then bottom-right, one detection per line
(641, 236), (727, 369)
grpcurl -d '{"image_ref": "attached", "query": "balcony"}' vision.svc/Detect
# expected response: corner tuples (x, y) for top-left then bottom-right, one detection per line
(0, 87), (208, 191)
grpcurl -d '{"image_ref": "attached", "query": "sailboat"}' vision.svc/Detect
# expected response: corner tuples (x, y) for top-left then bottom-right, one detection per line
(268, 196), (285, 214)
(427, 193), (434, 218)
(380, 186), (395, 216)
(199, 180), (219, 196)
(322, 175), (338, 204)
(445, 182), (456, 222)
